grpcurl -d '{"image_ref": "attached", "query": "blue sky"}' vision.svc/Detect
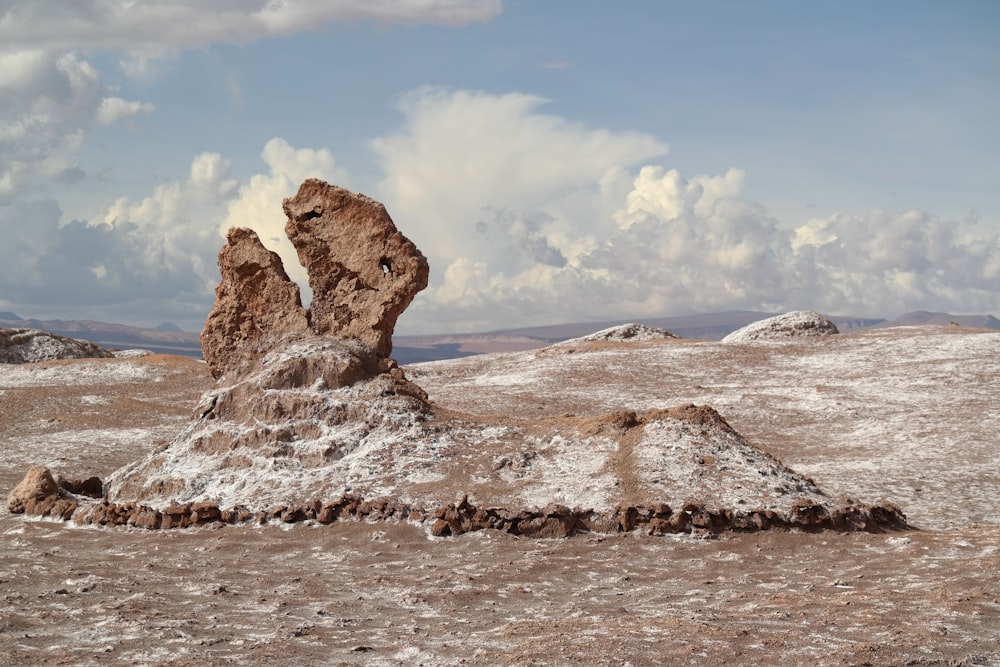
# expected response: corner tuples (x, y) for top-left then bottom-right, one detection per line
(1, 1), (998, 333)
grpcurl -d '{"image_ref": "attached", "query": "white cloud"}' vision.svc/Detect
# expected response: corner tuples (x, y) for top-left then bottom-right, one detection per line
(220, 138), (347, 290)
(372, 91), (1000, 333)
(0, 49), (153, 201)
(0, 154), (230, 325)
(0, 0), (500, 209)
(0, 1), (502, 53)
(374, 88), (669, 293)
(95, 96), (154, 124)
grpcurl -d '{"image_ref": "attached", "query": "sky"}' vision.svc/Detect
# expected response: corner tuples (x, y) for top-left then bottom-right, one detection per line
(1, 0), (998, 334)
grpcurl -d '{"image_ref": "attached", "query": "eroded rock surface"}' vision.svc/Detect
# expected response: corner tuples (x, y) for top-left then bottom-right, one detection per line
(200, 228), (309, 379)
(722, 310), (839, 343)
(284, 179), (429, 359)
(6, 181), (908, 536)
(201, 180), (428, 380)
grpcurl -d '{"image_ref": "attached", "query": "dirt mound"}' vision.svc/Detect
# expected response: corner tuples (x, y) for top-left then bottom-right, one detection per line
(0, 327), (113, 363)
(572, 323), (678, 343)
(722, 310), (839, 342)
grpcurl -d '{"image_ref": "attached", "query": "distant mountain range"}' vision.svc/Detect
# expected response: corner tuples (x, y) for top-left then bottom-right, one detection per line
(0, 314), (202, 357)
(2, 309), (997, 364)
(393, 309), (999, 363)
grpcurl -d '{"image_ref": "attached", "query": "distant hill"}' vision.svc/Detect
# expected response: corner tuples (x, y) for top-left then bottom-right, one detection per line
(878, 311), (1000, 330)
(392, 311), (888, 363)
(0, 316), (202, 357)
(4, 309), (994, 364)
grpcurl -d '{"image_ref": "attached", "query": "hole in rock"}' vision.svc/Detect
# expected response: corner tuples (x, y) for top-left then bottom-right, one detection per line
(380, 258), (392, 275)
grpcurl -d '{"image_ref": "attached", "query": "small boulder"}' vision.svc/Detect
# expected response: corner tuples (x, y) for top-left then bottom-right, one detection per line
(7, 466), (59, 514)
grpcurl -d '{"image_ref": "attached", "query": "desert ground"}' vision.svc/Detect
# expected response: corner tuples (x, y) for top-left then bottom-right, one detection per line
(1, 325), (999, 666)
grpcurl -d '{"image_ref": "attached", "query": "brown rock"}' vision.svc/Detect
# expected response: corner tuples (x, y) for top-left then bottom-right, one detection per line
(57, 475), (103, 498)
(200, 227), (310, 379)
(190, 501), (221, 524)
(283, 179), (429, 359)
(7, 466), (59, 514)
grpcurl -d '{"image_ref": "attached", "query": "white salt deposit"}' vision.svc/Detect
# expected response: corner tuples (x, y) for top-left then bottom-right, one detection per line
(0, 359), (159, 388)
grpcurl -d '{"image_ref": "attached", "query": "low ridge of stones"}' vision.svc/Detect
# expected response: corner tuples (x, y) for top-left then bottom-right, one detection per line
(722, 311), (839, 343)
(7, 181), (908, 537)
(0, 328), (112, 364)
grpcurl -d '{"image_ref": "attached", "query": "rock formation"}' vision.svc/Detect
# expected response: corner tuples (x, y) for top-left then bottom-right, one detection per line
(200, 227), (310, 379)
(0, 328), (112, 364)
(200, 179), (428, 380)
(6, 181), (909, 536)
(575, 323), (678, 343)
(284, 179), (428, 359)
(722, 311), (839, 343)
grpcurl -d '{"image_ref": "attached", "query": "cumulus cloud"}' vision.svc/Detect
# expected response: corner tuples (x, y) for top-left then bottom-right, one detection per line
(220, 138), (347, 290)
(371, 90), (1000, 333)
(95, 96), (154, 124)
(0, 152), (237, 325)
(374, 88), (669, 316)
(0, 49), (152, 201)
(0, 2), (501, 323)
(785, 209), (1000, 314)
(3, 65), (999, 333)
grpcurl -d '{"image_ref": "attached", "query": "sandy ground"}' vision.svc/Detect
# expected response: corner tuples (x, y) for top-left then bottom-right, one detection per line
(2, 328), (1000, 666)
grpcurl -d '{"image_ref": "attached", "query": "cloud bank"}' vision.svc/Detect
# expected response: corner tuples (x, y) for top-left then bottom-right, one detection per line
(0, 1), (501, 52)
(2, 83), (998, 332)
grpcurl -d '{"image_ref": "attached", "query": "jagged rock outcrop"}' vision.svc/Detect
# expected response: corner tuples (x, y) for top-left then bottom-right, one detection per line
(0, 328), (112, 364)
(200, 227), (310, 379)
(722, 311), (839, 343)
(200, 179), (429, 380)
(284, 179), (429, 359)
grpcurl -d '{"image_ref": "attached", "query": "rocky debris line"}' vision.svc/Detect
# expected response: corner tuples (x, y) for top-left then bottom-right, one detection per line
(722, 311), (839, 343)
(8, 467), (908, 536)
(575, 323), (678, 343)
(0, 328), (112, 363)
(200, 179), (428, 380)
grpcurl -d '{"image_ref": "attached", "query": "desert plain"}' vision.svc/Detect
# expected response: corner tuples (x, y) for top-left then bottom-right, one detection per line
(1, 324), (999, 666)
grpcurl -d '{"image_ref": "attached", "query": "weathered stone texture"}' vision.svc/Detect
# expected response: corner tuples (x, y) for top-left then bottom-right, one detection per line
(200, 227), (309, 379)
(283, 179), (429, 359)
